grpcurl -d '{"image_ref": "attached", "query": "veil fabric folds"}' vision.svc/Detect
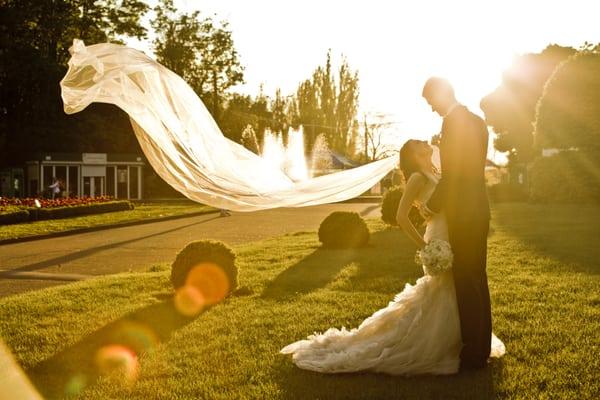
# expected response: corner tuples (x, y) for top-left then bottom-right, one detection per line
(60, 40), (398, 211)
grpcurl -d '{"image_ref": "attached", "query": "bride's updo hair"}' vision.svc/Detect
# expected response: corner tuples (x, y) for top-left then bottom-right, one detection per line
(399, 139), (424, 181)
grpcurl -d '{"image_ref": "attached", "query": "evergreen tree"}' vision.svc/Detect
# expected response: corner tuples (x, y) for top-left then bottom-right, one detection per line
(271, 88), (288, 143)
(241, 124), (260, 154)
(292, 52), (359, 155)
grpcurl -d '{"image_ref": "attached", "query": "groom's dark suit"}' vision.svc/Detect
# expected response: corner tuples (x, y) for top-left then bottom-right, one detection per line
(427, 104), (492, 368)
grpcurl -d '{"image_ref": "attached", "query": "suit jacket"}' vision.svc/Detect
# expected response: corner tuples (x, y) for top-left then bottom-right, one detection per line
(427, 105), (490, 223)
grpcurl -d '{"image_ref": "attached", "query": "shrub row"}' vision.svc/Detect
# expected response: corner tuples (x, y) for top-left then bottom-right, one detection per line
(0, 201), (134, 225)
(487, 183), (529, 203)
(0, 209), (30, 225)
(530, 151), (600, 204)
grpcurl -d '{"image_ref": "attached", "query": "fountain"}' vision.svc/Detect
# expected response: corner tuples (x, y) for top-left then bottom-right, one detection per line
(261, 127), (309, 182)
(309, 134), (333, 177)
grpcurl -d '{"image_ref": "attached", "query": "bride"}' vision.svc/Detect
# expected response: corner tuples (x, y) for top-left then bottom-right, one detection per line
(280, 139), (505, 375)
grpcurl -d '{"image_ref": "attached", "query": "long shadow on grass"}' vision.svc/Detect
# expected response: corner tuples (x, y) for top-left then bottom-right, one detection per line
(261, 228), (422, 300)
(272, 357), (505, 399)
(26, 297), (197, 399)
(492, 203), (600, 274)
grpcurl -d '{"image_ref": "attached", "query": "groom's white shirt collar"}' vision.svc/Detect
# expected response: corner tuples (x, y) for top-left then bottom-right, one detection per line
(443, 102), (461, 118)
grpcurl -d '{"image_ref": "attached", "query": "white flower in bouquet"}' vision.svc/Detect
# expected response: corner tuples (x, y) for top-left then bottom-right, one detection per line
(415, 239), (454, 276)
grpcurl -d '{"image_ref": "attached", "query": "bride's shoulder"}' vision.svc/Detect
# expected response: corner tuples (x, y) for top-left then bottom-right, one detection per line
(406, 172), (428, 186)
(407, 171), (439, 184)
(404, 172), (429, 193)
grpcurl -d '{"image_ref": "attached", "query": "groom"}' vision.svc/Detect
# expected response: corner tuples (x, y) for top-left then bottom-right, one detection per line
(421, 77), (492, 370)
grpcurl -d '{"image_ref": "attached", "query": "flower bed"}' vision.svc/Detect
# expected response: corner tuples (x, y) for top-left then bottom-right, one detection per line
(0, 197), (133, 226)
(0, 196), (115, 210)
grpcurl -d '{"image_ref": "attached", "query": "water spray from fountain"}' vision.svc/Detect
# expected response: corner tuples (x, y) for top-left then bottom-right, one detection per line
(261, 127), (309, 182)
(310, 134), (333, 178)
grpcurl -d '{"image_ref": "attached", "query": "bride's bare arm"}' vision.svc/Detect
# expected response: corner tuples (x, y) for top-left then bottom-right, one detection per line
(396, 173), (427, 249)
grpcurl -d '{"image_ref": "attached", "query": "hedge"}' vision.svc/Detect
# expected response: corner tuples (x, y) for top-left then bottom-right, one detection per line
(0, 210), (30, 225)
(488, 183), (529, 203)
(530, 150), (600, 203)
(0, 201), (134, 226)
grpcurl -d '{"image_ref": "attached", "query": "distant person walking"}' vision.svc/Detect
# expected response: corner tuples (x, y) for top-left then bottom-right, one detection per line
(13, 178), (20, 198)
(48, 177), (61, 199)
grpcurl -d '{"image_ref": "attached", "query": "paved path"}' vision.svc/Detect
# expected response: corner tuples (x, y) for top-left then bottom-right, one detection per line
(0, 203), (381, 297)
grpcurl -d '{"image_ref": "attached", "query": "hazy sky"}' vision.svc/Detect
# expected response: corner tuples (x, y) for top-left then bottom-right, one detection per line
(127, 0), (600, 162)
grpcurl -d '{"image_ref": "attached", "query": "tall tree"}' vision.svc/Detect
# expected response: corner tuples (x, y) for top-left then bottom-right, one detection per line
(534, 45), (600, 151)
(292, 52), (359, 155)
(152, 0), (244, 122)
(151, 0), (203, 81)
(271, 88), (288, 143)
(333, 58), (359, 152)
(0, 0), (149, 165)
(2, 0), (148, 65)
(241, 124), (260, 154)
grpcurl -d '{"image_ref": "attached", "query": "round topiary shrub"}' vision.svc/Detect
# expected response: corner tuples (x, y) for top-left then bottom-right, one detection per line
(381, 186), (425, 228)
(318, 211), (370, 248)
(171, 240), (237, 304)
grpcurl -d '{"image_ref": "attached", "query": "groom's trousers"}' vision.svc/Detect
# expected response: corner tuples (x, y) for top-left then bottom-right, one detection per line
(448, 217), (492, 367)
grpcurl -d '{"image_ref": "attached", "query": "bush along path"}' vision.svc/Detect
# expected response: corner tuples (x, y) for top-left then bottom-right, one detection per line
(0, 203), (216, 243)
(0, 197), (132, 225)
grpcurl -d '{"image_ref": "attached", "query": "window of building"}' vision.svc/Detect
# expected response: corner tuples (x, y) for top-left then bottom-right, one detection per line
(68, 166), (79, 197)
(129, 166), (139, 200)
(42, 166), (53, 192)
(106, 166), (115, 197)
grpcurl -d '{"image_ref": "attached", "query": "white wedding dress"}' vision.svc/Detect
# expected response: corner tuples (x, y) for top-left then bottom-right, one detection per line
(281, 173), (505, 375)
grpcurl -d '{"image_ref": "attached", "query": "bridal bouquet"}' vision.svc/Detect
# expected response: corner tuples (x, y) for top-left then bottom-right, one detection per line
(415, 239), (454, 276)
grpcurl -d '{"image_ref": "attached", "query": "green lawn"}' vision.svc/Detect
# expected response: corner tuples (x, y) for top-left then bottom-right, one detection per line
(0, 203), (598, 399)
(0, 203), (215, 241)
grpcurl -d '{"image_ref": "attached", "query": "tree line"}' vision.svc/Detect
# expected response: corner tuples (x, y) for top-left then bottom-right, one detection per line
(480, 43), (600, 171)
(1, 0), (597, 175)
(481, 42), (600, 203)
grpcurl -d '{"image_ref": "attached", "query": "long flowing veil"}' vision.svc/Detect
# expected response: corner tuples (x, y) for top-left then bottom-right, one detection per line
(59, 40), (397, 211)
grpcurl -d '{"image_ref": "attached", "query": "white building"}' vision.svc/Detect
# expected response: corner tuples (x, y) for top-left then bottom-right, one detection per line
(25, 153), (144, 199)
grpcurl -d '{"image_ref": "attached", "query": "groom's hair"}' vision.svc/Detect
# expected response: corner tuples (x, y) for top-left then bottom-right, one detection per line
(422, 77), (455, 100)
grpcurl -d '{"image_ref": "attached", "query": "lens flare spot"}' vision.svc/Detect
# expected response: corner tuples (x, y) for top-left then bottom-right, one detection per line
(64, 374), (87, 397)
(95, 345), (139, 384)
(174, 285), (206, 316)
(185, 262), (230, 306)
(111, 321), (159, 355)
